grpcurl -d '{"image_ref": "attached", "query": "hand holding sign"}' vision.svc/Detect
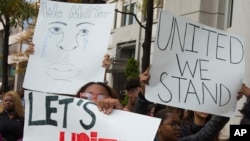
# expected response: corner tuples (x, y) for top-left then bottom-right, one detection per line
(140, 66), (151, 95)
(97, 98), (123, 115)
(239, 84), (250, 98)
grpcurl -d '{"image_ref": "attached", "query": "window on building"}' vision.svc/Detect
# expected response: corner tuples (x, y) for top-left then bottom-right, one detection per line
(112, 41), (136, 99)
(121, 3), (136, 27)
(117, 41), (136, 60)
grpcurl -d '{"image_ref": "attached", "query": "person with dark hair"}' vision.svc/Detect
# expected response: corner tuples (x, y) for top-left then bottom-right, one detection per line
(238, 84), (250, 125)
(154, 108), (182, 141)
(153, 104), (184, 119)
(154, 108), (229, 141)
(123, 77), (141, 112)
(76, 82), (123, 114)
(181, 110), (220, 141)
(137, 67), (230, 141)
(239, 99), (250, 125)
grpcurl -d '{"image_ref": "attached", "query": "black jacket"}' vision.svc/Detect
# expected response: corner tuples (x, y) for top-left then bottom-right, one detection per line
(134, 93), (229, 141)
(179, 115), (229, 141)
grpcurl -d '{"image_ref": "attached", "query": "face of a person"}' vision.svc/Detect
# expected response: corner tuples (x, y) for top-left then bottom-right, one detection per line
(127, 87), (140, 104)
(42, 21), (94, 80)
(80, 84), (110, 103)
(3, 95), (15, 111)
(194, 111), (209, 119)
(158, 112), (181, 141)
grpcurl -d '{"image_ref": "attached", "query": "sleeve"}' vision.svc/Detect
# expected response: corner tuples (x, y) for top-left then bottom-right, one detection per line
(179, 115), (230, 141)
(133, 92), (153, 115)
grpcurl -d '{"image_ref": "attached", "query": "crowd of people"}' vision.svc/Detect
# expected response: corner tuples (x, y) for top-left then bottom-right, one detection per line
(0, 45), (250, 141)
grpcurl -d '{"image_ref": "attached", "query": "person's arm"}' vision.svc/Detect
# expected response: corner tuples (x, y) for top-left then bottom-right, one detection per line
(133, 66), (153, 115)
(133, 92), (152, 115)
(179, 115), (230, 141)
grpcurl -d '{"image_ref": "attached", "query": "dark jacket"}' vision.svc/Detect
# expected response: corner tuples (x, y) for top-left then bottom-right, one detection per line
(134, 93), (229, 141)
(0, 111), (24, 141)
(179, 115), (229, 141)
(133, 92), (152, 114)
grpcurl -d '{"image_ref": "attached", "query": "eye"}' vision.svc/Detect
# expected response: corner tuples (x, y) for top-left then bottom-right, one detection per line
(80, 92), (93, 100)
(49, 27), (62, 35)
(78, 29), (89, 36)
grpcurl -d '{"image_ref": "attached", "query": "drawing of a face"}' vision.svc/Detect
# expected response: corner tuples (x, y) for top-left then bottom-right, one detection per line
(42, 21), (94, 81)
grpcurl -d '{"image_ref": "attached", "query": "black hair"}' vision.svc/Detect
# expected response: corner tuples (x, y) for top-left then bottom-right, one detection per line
(239, 99), (250, 125)
(154, 108), (175, 125)
(76, 82), (119, 99)
(124, 77), (141, 91)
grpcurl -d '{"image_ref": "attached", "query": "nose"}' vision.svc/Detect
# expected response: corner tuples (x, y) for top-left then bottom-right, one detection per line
(57, 36), (78, 51)
(175, 124), (182, 130)
(58, 45), (78, 51)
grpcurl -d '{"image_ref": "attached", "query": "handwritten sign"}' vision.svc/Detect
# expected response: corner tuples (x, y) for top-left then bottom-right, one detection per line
(145, 10), (244, 117)
(23, 1), (114, 95)
(23, 91), (161, 141)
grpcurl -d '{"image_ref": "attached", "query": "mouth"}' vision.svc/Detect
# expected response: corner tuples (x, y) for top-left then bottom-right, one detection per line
(45, 62), (81, 80)
(175, 131), (181, 138)
(4, 105), (11, 109)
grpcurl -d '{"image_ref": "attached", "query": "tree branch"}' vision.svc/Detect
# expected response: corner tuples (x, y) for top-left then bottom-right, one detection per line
(115, 9), (146, 29)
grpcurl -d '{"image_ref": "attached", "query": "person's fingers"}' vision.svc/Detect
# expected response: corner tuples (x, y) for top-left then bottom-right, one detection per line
(237, 94), (243, 100)
(96, 98), (114, 115)
(239, 84), (245, 93)
(102, 54), (111, 68)
(104, 54), (110, 58)
(144, 65), (151, 74)
(29, 42), (35, 46)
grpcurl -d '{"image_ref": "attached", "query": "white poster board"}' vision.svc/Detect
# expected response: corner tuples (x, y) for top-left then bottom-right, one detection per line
(23, 0), (114, 95)
(23, 91), (161, 141)
(145, 10), (245, 117)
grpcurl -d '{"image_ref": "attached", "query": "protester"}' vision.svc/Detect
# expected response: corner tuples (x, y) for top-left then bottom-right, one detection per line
(239, 99), (250, 125)
(154, 108), (182, 141)
(154, 108), (229, 141)
(236, 84), (250, 125)
(181, 110), (211, 135)
(0, 91), (24, 141)
(134, 68), (250, 141)
(123, 77), (141, 112)
(76, 82), (123, 114)
(181, 110), (220, 140)
(154, 103), (185, 119)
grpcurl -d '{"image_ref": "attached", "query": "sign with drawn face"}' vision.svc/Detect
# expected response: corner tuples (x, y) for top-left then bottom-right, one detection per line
(23, 91), (161, 141)
(23, 0), (114, 95)
(145, 10), (244, 117)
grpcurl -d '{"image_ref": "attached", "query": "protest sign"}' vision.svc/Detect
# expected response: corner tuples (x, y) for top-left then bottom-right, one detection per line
(23, 0), (114, 95)
(145, 9), (244, 117)
(23, 91), (161, 141)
